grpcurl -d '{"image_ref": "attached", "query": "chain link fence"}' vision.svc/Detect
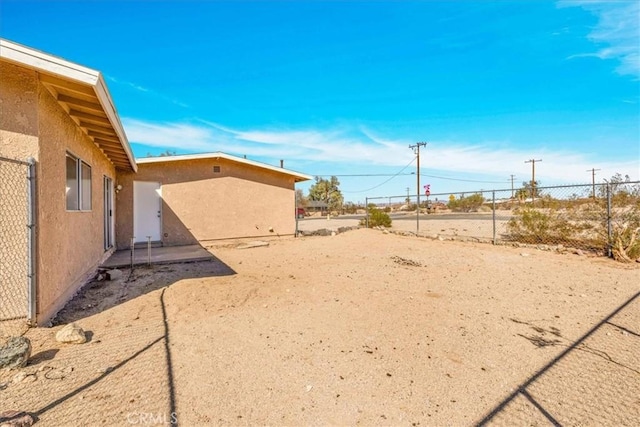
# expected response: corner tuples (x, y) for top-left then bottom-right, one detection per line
(0, 156), (35, 338)
(366, 181), (640, 261)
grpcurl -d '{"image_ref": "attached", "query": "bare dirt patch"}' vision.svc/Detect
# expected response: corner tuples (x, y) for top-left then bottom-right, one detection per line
(2, 229), (639, 425)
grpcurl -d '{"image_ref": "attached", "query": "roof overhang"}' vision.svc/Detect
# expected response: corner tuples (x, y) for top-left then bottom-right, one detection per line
(0, 39), (137, 172)
(136, 152), (313, 182)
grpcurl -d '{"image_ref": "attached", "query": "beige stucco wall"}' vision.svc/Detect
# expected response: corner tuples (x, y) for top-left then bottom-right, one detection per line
(2, 60), (118, 324)
(0, 61), (39, 159)
(116, 158), (296, 248)
(0, 62), (39, 328)
(35, 80), (117, 324)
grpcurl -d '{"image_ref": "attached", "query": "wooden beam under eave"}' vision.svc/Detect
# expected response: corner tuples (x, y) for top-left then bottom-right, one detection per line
(88, 132), (120, 143)
(97, 148), (129, 160)
(57, 94), (103, 112)
(69, 109), (110, 126)
(94, 139), (124, 149)
(40, 74), (96, 97)
(98, 143), (127, 154)
(105, 154), (132, 164)
(112, 156), (134, 167)
(86, 128), (118, 138)
(79, 121), (115, 134)
(100, 148), (131, 160)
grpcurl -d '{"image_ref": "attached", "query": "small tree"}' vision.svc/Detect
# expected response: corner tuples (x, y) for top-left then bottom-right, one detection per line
(515, 180), (542, 201)
(295, 188), (308, 208)
(308, 176), (344, 212)
(146, 149), (177, 157)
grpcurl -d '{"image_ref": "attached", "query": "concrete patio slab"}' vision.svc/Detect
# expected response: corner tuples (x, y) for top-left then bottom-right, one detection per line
(100, 244), (213, 269)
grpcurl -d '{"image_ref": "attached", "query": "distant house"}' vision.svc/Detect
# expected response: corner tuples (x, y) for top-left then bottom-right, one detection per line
(306, 200), (329, 214)
(0, 39), (311, 327)
(115, 153), (311, 247)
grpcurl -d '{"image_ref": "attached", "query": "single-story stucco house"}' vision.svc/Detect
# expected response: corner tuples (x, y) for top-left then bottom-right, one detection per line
(116, 153), (310, 248)
(0, 38), (311, 328)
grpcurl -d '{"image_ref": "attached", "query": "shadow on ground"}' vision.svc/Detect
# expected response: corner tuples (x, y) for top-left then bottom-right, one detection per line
(53, 254), (235, 325)
(476, 290), (640, 426)
(1, 253), (235, 426)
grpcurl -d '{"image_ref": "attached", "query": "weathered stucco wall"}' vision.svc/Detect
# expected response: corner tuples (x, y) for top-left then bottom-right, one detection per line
(0, 62), (39, 328)
(116, 158), (296, 248)
(36, 80), (117, 324)
(0, 61), (39, 160)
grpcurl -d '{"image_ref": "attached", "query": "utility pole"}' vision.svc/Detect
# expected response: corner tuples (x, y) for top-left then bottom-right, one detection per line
(409, 142), (427, 234)
(587, 168), (601, 199)
(524, 159), (542, 203)
(509, 174), (517, 198)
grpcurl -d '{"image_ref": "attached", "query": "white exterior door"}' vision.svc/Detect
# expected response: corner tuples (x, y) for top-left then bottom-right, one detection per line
(134, 181), (161, 243)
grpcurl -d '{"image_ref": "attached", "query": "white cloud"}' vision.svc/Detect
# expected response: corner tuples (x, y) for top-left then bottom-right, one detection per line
(106, 75), (189, 108)
(560, 1), (640, 78)
(122, 118), (639, 184)
(123, 119), (214, 151)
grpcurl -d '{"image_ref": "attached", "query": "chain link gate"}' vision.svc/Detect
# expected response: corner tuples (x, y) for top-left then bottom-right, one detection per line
(0, 156), (36, 338)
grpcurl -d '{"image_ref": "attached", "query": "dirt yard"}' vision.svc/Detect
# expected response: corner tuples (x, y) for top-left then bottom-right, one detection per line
(2, 228), (639, 426)
(297, 211), (510, 242)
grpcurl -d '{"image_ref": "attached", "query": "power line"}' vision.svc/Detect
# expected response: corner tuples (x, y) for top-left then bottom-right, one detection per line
(419, 173), (510, 184)
(342, 158), (416, 193)
(314, 171), (510, 184)
(315, 173), (415, 177)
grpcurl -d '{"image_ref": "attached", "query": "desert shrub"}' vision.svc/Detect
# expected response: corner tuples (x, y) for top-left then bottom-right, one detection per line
(507, 207), (583, 244)
(611, 221), (640, 262)
(343, 202), (362, 214)
(448, 194), (484, 212)
(360, 205), (392, 228)
(580, 198), (640, 262)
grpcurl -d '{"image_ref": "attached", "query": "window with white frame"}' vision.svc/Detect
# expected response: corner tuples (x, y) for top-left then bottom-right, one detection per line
(66, 153), (92, 211)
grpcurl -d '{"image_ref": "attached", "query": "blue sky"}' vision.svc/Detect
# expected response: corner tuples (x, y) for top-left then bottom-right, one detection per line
(1, 0), (638, 201)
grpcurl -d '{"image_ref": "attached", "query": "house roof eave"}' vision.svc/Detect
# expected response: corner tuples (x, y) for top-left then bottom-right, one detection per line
(0, 38), (137, 172)
(136, 152), (312, 182)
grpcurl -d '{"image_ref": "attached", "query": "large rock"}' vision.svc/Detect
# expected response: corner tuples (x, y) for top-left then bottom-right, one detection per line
(0, 411), (35, 427)
(55, 323), (87, 344)
(0, 337), (31, 370)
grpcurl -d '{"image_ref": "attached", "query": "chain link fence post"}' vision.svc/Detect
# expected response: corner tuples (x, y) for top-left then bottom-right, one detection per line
(606, 183), (612, 258)
(27, 157), (37, 325)
(365, 197), (369, 228)
(492, 191), (496, 244)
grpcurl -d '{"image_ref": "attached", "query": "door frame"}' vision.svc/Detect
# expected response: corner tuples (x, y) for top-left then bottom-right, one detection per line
(103, 176), (114, 250)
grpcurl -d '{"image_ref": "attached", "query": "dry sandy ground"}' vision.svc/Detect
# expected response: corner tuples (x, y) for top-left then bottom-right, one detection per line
(2, 229), (639, 426)
(297, 212), (510, 241)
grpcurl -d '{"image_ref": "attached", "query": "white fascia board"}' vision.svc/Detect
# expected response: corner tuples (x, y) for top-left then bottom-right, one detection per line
(94, 75), (138, 172)
(137, 152), (313, 182)
(1, 38), (137, 172)
(0, 39), (99, 85)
